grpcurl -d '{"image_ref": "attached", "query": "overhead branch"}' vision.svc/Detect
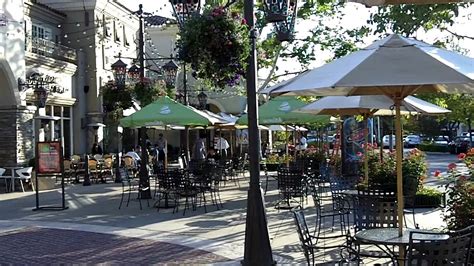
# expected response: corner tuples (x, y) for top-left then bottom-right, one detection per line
(443, 28), (474, 40)
(224, 0), (237, 9)
(258, 46), (283, 91)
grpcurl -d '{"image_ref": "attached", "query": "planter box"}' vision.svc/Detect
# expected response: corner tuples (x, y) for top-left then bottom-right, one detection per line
(266, 163), (281, 172)
(413, 194), (444, 208)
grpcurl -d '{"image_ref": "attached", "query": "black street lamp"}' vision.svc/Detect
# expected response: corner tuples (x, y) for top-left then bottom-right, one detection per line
(111, 57), (127, 88)
(275, 0), (298, 42)
(170, 0), (202, 28)
(263, 0), (290, 22)
(34, 86), (48, 108)
(162, 60), (179, 88)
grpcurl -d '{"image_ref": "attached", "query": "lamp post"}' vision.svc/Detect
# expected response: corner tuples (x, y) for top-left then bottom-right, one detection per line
(169, 0), (202, 160)
(111, 5), (180, 198)
(243, 0), (295, 264)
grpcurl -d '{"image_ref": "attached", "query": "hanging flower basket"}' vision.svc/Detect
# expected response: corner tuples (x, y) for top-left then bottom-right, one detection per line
(177, 7), (250, 88)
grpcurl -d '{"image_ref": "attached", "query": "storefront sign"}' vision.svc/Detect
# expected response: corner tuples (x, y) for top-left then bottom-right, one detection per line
(37, 141), (62, 174)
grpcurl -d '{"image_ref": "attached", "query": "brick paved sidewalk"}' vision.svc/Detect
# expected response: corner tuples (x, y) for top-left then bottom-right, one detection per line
(0, 227), (231, 264)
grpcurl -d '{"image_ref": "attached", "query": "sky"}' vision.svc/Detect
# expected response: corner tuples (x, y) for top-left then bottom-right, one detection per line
(121, 1), (474, 84)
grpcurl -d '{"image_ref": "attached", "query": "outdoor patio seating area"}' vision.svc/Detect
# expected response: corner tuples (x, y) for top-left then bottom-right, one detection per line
(1, 157), (469, 265)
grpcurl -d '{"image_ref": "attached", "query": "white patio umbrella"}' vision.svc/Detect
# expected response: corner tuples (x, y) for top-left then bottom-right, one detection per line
(266, 34), (474, 235)
(297, 95), (451, 183)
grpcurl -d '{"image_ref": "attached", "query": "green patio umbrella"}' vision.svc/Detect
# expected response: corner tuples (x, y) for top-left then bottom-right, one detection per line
(120, 96), (213, 128)
(237, 96), (330, 126)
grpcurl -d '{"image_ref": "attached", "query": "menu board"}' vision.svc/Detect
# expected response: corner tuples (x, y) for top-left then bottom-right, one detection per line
(37, 141), (62, 174)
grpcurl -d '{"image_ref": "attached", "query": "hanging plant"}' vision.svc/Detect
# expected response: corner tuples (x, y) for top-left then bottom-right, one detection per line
(101, 83), (134, 120)
(177, 6), (250, 88)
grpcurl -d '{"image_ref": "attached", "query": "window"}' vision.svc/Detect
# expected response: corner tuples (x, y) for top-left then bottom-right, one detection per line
(32, 24), (50, 40)
(103, 15), (111, 37)
(123, 26), (129, 46)
(35, 104), (73, 157)
(114, 21), (120, 42)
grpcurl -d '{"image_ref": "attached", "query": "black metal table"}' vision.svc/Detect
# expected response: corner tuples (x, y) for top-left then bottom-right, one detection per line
(354, 228), (449, 265)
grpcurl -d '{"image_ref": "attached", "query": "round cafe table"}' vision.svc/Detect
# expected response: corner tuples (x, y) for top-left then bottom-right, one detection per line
(355, 228), (449, 265)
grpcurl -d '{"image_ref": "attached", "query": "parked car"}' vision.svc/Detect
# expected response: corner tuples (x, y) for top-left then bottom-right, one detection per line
(448, 136), (471, 154)
(382, 135), (396, 148)
(433, 135), (449, 146)
(404, 135), (421, 148)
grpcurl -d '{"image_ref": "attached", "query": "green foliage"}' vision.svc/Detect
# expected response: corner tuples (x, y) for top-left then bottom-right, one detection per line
(133, 80), (168, 107)
(415, 187), (444, 208)
(369, 4), (466, 36)
(436, 154), (474, 230)
(418, 143), (449, 153)
(177, 6), (250, 88)
(363, 146), (427, 192)
(101, 83), (134, 120)
(265, 153), (293, 164)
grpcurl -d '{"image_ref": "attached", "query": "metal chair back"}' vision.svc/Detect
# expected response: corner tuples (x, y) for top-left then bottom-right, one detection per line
(407, 225), (474, 265)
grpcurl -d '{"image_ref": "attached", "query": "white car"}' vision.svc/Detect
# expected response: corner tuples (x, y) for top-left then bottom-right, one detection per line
(404, 135), (421, 147)
(383, 135), (396, 148)
(434, 136), (449, 146)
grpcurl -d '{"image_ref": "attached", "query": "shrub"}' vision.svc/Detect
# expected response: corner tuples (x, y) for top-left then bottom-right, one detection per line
(418, 143), (448, 153)
(439, 150), (474, 230)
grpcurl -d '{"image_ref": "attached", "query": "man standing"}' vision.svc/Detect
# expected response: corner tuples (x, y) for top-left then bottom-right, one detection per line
(156, 133), (167, 167)
(215, 136), (230, 159)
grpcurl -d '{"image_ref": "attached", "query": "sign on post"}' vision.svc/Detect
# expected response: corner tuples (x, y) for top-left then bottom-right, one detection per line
(37, 141), (62, 174)
(33, 141), (68, 211)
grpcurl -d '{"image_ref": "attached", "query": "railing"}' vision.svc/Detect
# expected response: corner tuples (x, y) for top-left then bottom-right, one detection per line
(25, 36), (77, 63)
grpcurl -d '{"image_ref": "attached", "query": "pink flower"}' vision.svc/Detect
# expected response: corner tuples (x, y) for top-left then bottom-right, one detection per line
(457, 153), (466, 160)
(372, 142), (378, 148)
(241, 18), (247, 25)
(356, 152), (363, 157)
(458, 175), (467, 181)
(434, 170), (441, 177)
(448, 163), (457, 171)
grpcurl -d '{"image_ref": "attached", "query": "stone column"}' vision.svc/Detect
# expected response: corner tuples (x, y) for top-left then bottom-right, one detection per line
(0, 106), (35, 166)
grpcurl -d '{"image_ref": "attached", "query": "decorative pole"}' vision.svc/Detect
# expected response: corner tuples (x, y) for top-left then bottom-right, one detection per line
(242, 0), (274, 264)
(137, 4), (151, 199)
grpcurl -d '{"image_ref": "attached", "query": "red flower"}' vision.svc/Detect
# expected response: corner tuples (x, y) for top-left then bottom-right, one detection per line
(356, 152), (363, 157)
(457, 153), (466, 160)
(448, 163), (457, 170)
(458, 175), (467, 181)
(372, 142), (378, 148)
(241, 18), (247, 25)
(434, 170), (441, 177)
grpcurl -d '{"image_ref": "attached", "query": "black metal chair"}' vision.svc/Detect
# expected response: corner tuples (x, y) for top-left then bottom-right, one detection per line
(311, 186), (351, 237)
(349, 195), (399, 261)
(292, 209), (359, 265)
(118, 167), (149, 210)
(275, 167), (305, 209)
(172, 169), (199, 215)
(153, 170), (175, 211)
(406, 225), (474, 265)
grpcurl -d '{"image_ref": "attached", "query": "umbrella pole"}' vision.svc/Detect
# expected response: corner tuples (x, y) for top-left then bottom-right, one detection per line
(285, 125), (289, 167)
(364, 117), (369, 186)
(394, 99), (404, 237)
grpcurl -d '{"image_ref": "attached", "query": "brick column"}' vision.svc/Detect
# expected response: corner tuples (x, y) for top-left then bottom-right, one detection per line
(0, 106), (35, 166)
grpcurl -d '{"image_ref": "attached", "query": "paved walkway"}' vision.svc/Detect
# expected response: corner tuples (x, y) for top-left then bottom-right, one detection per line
(0, 162), (449, 265)
(0, 226), (230, 264)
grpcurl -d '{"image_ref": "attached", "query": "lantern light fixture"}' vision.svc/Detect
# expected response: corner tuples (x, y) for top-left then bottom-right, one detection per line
(263, 0), (290, 23)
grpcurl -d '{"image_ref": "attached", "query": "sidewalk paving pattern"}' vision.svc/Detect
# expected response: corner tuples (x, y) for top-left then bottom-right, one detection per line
(0, 227), (230, 264)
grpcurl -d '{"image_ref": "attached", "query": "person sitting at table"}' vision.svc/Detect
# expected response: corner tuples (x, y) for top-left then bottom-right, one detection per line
(126, 146), (141, 168)
(91, 143), (103, 155)
(207, 148), (221, 161)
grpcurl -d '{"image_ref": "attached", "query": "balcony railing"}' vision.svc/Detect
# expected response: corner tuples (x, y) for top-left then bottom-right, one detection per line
(25, 36), (77, 63)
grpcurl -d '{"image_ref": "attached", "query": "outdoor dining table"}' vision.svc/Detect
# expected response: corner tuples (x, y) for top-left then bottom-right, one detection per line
(354, 227), (449, 265)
